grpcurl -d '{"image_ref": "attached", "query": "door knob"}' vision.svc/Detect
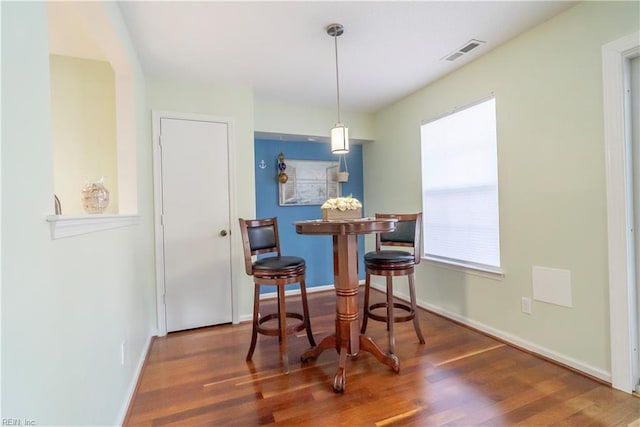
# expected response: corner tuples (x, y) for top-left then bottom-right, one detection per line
(219, 229), (228, 237)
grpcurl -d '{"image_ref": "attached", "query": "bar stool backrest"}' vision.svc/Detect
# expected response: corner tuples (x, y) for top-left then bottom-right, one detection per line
(239, 217), (282, 276)
(375, 213), (422, 264)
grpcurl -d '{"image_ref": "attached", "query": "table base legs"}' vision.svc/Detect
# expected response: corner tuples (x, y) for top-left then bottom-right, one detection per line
(301, 333), (400, 393)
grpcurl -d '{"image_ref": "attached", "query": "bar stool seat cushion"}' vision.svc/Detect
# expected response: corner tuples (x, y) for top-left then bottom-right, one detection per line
(365, 250), (414, 264)
(253, 256), (305, 271)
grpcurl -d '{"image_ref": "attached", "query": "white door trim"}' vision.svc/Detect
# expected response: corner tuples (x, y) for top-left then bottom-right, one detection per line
(151, 110), (238, 336)
(603, 31), (640, 393)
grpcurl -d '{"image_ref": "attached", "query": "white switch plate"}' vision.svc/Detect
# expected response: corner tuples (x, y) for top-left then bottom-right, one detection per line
(522, 297), (532, 314)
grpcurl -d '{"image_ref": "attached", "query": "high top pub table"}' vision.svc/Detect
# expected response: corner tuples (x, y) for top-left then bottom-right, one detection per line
(295, 217), (400, 393)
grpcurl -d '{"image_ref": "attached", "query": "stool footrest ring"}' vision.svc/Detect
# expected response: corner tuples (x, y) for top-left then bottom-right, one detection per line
(257, 312), (307, 336)
(366, 301), (415, 323)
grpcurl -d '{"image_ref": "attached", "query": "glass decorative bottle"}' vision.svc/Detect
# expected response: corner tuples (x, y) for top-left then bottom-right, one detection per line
(81, 178), (110, 214)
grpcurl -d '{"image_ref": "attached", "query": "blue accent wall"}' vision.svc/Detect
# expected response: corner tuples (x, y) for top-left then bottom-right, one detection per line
(254, 139), (365, 292)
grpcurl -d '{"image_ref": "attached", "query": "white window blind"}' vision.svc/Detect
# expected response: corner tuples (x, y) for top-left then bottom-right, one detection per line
(420, 96), (501, 271)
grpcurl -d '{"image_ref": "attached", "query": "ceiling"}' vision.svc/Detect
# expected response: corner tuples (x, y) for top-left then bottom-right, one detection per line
(116, 1), (578, 113)
(59, 1), (578, 114)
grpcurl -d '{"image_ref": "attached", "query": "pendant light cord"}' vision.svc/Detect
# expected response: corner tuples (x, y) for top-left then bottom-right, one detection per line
(333, 32), (342, 124)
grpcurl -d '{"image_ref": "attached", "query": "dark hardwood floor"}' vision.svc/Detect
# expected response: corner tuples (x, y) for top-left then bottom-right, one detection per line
(125, 290), (640, 426)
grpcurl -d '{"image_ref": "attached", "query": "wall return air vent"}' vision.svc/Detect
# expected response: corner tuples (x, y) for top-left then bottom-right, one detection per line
(442, 39), (486, 62)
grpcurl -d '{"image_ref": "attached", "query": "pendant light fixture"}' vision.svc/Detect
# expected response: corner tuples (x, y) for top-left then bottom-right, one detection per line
(327, 23), (349, 154)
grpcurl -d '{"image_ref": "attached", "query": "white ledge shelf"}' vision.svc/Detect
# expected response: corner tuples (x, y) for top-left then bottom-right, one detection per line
(46, 213), (140, 239)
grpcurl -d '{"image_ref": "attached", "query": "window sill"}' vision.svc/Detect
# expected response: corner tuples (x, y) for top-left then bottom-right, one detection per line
(46, 214), (140, 239)
(423, 256), (505, 280)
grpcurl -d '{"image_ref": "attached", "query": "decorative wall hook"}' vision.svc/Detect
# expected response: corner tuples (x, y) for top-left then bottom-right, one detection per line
(258, 159), (267, 169)
(277, 152), (288, 183)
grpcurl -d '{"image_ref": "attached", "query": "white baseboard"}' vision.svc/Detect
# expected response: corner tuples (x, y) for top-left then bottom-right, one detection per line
(118, 332), (155, 426)
(238, 314), (254, 323)
(369, 282), (611, 383)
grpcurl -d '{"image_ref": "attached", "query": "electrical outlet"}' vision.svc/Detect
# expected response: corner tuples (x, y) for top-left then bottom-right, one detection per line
(521, 297), (532, 315)
(120, 340), (126, 365)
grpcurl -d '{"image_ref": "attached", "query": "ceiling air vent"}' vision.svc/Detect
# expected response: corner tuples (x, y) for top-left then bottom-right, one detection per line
(444, 52), (464, 62)
(441, 39), (486, 62)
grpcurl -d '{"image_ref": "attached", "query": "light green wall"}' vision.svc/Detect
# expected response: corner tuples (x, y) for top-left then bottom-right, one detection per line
(254, 97), (376, 141)
(146, 79), (256, 320)
(3, 1), (636, 422)
(2, 2), (156, 424)
(366, 1), (640, 377)
(50, 55), (119, 214)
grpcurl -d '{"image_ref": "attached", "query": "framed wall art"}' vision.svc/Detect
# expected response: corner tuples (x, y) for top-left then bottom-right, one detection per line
(279, 159), (339, 206)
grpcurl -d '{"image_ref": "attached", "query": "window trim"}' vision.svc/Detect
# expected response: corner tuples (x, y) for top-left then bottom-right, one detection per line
(423, 255), (505, 279)
(421, 93), (495, 127)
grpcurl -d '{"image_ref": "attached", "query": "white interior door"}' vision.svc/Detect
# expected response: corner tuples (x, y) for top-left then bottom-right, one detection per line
(160, 117), (232, 332)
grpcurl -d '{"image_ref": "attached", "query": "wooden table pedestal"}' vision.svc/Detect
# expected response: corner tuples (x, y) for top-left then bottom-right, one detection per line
(295, 219), (400, 393)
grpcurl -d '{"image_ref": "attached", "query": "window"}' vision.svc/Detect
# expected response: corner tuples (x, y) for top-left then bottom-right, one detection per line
(420, 96), (501, 273)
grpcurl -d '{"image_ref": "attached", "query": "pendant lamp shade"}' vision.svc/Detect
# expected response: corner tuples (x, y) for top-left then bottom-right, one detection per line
(331, 123), (349, 154)
(327, 23), (349, 154)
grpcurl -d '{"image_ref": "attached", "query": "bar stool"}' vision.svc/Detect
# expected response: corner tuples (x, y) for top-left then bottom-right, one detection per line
(238, 217), (315, 372)
(361, 213), (425, 354)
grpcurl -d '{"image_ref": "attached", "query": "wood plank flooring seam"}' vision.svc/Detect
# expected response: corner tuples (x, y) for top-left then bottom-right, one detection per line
(434, 344), (505, 367)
